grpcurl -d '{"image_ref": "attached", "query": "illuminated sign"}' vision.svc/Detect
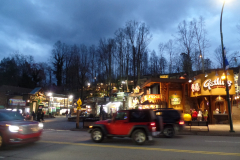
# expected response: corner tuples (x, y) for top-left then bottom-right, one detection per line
(191, 83), (200, 92)
(145, 94), (161, 99)
(171, 98), (181, 105)
(160, 75), (169, 78)
(9, 99), (26, 106)
(203, 78), (232, 90)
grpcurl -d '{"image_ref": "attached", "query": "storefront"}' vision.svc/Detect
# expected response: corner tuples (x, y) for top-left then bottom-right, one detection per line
(28, 88), (49, 114)
(138, 94), (167, 109)
(47, 93), (73, 115)
(7, 97), (27, 114)
(140, 78), (188, 112)
(128, 88), (144, 109)
(190, 70), (235, 124)
(95, 101), (122, 117)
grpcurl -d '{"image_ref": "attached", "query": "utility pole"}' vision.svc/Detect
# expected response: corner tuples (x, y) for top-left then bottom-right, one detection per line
(220, 0), (234, 132)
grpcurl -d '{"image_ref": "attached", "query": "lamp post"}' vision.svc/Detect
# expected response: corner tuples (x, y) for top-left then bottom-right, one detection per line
(122, 81), (125, 92)
(220, 0), (234, 132)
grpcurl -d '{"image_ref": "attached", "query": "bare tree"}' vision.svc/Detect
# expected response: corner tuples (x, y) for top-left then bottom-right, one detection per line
(176, 20), (195, 76)
(124, 20), (152, 87)
(193, 17), (210, 73)
(149, 50), (158, 76)
(89, 45), (97, 84)
(165, 39), (175, 74)
(158, 43), (166, 74)
(204, 58), (212, 71)
(78, 44), (90, 100)
(214, 45), (224, 68)
(115, 28), (126, 83)
(51, 41), (67, 87)
(98, 38), (115, 96)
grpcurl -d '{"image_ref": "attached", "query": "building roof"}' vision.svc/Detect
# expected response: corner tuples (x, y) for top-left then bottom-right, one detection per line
(30, 87), (42, 94)
(0, 85), (33, 95)
(141, 78), (188, 88)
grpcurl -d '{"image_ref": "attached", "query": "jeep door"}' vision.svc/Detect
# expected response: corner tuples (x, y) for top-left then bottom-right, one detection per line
(109, 111), (131, 135)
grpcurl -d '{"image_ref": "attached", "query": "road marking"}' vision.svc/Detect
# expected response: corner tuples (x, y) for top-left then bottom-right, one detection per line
(0, 156), (4, 158)
(43, 129), (70, 131)
(40, 141), (240, 157)
(205, 141), (240, 143)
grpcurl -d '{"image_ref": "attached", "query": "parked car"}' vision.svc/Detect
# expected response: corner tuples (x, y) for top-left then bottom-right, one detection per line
(0, 110), (43, 148)
(154, 108), (185, 138)
(88, 109), (158, 145)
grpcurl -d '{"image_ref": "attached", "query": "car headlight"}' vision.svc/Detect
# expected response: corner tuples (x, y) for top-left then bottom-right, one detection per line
(9, 125), (20, 132)
(38, 122), (44, 129)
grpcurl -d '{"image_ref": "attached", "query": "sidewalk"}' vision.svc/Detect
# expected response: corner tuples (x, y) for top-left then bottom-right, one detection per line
(180, 123), (240, 137)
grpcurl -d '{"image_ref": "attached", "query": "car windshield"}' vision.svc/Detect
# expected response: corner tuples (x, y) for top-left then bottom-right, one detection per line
(0, 111), (24, 121)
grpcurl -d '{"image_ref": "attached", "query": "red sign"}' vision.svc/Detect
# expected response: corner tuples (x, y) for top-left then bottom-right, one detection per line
(191, 83), (200, 92)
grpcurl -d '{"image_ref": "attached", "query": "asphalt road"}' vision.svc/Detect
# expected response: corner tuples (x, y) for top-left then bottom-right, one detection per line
(1, 117), (240, 160)
(42, 116), (82, 130)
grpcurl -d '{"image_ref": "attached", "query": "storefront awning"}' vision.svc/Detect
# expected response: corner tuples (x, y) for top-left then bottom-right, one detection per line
(129, 92), (144, 97)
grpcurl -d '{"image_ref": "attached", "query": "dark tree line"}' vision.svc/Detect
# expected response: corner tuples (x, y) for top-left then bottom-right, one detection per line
(0, 52), (48, 89)
(1, 18), (239, 98)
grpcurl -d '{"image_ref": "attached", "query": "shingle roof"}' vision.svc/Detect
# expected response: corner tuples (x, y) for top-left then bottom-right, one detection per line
(30, 87), (42, 94)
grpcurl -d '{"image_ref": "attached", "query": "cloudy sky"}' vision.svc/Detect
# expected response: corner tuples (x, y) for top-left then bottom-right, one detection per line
(0, 0), (239, 64)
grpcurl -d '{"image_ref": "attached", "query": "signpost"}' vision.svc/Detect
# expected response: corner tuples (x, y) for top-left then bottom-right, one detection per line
(76, 98), (82, 128)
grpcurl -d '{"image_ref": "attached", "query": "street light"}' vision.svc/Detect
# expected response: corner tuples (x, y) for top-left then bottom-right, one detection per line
(220, 0), (234, 132)
(122, 81), (126, 92)
(199, 53), (205, 74)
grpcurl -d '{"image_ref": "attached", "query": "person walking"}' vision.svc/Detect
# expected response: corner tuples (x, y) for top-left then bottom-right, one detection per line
(31, 111), (36, 121)
(203, 109), (208, 121)
(197, 109), (202, 121)
(100, 105), (103, 120)
(65, 110), (68, 118)
(41, 111), (45, 122)
(37, 111), (41, 122)
(192, 109), (198, 121)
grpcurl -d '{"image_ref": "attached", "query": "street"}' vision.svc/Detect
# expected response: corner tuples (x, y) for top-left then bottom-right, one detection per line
(0, 117), (240, 160)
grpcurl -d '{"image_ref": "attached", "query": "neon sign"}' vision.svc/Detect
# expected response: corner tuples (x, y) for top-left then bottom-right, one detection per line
(191, 83), (200, 92)
(203, 78), (232, 90)
(171, 98), (181, 105)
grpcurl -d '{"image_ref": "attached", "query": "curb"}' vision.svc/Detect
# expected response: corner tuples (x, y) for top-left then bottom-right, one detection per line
(179, 131), (240, 137)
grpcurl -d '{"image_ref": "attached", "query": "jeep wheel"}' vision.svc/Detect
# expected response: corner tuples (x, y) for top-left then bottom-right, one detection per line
(163, 126), (175, 138)
(0, 133), (3, 148)
(132, 129), (146, 145)
(91, 128), (104, 143)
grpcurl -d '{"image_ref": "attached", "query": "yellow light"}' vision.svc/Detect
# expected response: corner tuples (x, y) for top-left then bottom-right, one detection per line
(221, 73), (226, 80)
(89, 126), (93, 129)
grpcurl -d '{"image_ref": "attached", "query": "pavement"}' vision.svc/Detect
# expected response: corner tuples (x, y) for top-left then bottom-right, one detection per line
(180, 122), (240, 137)
(43, 116), (240, 137)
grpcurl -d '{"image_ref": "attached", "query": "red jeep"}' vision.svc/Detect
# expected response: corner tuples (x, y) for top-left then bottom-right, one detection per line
(88, 109), (157, 145)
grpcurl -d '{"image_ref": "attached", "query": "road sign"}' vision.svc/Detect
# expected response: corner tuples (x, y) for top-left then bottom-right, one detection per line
(77, 106), (81, 110)
(77, 98), (82, 107)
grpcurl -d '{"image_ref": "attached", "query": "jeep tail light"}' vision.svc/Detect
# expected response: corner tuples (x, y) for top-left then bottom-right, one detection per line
(179, 121), (184, 125)
(150, 122), (155, 126)
(150, 122), (156, 132)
